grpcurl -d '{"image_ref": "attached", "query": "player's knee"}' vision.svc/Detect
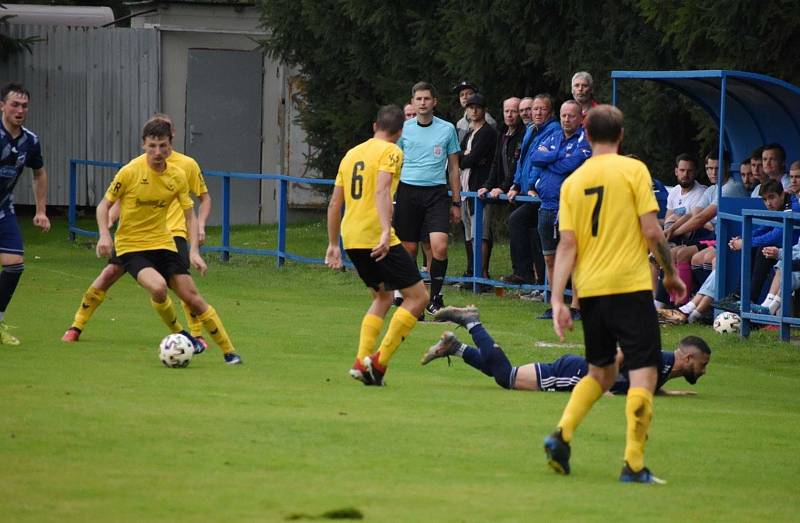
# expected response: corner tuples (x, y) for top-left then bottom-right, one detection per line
(151, 285), (169, 302)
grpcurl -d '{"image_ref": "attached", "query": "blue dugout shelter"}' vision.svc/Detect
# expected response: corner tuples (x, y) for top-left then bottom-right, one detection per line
(611, 70), (800, 338)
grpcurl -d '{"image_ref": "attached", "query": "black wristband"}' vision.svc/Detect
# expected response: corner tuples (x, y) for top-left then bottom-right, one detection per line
(451, 201), (462, 208)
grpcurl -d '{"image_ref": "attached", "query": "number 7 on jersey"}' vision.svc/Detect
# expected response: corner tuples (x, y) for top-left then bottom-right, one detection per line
(584, 186), (604, 236)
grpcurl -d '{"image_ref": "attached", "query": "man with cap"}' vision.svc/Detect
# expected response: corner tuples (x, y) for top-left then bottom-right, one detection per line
(454, 81), (496, 142)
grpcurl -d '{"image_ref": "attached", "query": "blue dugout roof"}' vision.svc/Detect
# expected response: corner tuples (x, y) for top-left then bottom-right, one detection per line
(610, 70), (800, 166)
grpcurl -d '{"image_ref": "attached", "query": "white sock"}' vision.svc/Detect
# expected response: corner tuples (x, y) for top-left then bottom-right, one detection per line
(679, 302), (696, 315)
(688, 310), (703, 323)
(394, 290), (402, 299)
(769, 297), (782, 315)
(465, 321), (481, 331)
(654, 300), (666, 309)
(761, 293), (775, 308)
(455, 343), (467, 357)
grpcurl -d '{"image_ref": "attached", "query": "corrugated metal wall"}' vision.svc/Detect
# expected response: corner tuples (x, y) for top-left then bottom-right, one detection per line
(0, 25), (159, 206)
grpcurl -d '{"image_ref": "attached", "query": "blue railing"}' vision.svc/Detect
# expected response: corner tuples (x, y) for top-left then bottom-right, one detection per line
(718, 208), (800, 341)
(69, 159), (548, 292)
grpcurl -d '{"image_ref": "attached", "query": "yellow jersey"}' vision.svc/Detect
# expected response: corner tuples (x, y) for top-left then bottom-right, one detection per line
(558, 153), (658, 298)
(129, 151), (208, 239)
(335, 138), (403, 249)
(105, 158), (193, 255)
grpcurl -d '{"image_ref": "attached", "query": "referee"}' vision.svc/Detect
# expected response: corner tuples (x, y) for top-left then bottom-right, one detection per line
(542, 105), (685, 484)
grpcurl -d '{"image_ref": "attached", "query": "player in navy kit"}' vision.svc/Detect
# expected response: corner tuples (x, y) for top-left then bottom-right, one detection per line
(0, 83), (50, 345)
(422, 306), (710, 395)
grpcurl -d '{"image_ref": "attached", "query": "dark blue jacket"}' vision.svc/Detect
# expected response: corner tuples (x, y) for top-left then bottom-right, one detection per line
(752, 193), (800, 247)
(532, 126), (592, 210)
(512, 118), (560, 194)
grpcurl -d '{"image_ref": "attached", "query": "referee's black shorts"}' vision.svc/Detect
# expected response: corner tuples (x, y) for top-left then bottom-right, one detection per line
(346, 244), (422, 292)
(393, 182), (451, 242)
(579, 290), (661, 370)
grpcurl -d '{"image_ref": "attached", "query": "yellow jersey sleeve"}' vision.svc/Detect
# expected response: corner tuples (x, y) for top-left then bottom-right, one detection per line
(378, 147), (403, 177)
(557, 179), (576, 232)
(105, 167), (131, 203)
(633, 164), (659, 217)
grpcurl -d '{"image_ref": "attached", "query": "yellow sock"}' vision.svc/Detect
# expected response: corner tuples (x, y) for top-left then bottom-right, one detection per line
(624, 387), (654, 472)
(376, 307), (417, 366)
(197, 305), (235, 354)
(557, 375), (603, 442)
(181, 300), (204, 337)
(150, 296), (183, 332)
(150, 296), (184, 333)
(72, 286), (106, 330)
(357, 313), (384, 362)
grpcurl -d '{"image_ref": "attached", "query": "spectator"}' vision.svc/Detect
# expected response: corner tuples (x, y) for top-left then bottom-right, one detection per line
(480, 97), (523, 199)
(663, 154), (706, 232)
(532, 100), (592, 317)
(458, 93), (497, 286)
(453, 81), (496, 142)
(761, 143), (791, 190)
(518, 97), (534, 127)
(404, 103), (416, 120)
(394, 81), (461, 315)
(749, 146), (765, 197)
(739, 159), (757, 193)
(789, 160), (800, 195)
(571, 71), (599, 116)
(503, 94), (560, 286)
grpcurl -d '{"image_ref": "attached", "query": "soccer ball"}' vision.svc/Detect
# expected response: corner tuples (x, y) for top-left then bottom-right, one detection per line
(159, 333), (194, 368)
(713, 312), (741, 334)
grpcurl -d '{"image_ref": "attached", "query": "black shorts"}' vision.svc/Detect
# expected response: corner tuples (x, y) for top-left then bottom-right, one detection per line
(110, 236), (189, 269)
(393, 182), (451, 241)
(579, 290), (661, 370)
(119, 249), (189, 281)
(346, 244), (422, 292)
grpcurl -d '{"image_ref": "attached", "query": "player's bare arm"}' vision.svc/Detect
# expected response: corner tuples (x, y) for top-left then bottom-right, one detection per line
(108, 200), (122, 228)
(447, 152), (461, 223)
(95, 198), (113, 258)
(32, 167), (50, 232)
(196, 192), (211, 245)
(550, 230), (578, 340)
(325, 186), (345, 269)
(641, 211), (686, 301)
(371, 170), (393, 261)
(185, 208), (207, 276)
(672, 204), (716, 237)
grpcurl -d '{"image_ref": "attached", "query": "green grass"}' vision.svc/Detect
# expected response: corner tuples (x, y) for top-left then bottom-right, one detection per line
(1, 218), (799, 522)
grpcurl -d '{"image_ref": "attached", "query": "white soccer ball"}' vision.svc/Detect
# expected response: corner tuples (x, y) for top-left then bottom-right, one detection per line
(159, 333), (194, 368)
(713, 312), (741, 334)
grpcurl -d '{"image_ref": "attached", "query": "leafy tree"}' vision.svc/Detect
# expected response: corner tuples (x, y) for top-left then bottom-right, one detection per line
(0, 5), (43, 61)
(258, 0), (798, 182)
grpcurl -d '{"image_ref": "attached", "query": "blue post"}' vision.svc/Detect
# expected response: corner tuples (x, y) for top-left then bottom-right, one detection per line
(221, 176), (231, 262)
(611, 78), (618, 107)
(68, 159), (77, 241)
(472, 194), (483, 294)
(740, 214), (752, 337)
(779, 215), (793, 341)
(277, 178), (288, 267)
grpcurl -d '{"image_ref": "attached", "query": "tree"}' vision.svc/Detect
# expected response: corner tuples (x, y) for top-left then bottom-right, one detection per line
(0, 5), (42, 61)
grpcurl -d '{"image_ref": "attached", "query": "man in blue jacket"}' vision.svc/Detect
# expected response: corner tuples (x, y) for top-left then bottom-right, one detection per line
(531, 100), (591, 315)
(503, 94), (560, 286)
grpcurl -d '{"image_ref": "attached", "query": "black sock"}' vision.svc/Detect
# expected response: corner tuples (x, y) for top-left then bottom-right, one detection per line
(429, 257), (448, 300)
(464, 241), (473, 275)
(0, 263), (24, 314)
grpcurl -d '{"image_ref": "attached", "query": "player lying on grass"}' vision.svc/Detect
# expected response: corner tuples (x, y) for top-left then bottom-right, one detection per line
(422, 306), (710, 394)
(62, 115), (212, 349)
(94, 118), (242, 365)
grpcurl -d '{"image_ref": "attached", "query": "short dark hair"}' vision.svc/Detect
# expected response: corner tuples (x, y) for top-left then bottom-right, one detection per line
(141, 119), (173, 142)
(740, 159), (750, 168)
(411, 81), (437, 99)
(680, 335), (711, 355)
(750, 146), (764, 162)
(705, 149), (730, 164)
(675, 153), (696, 168)
(1, 83), (30, 101)
(375, 105), (404, 134)
(584, 104), (623, 143)
(759, 178), (783, 197)
(762, 142), (786, 164)
(145, 113), (174, 134)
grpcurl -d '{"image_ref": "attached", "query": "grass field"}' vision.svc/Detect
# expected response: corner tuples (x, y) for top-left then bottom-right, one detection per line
(1, 217), (799, 522)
